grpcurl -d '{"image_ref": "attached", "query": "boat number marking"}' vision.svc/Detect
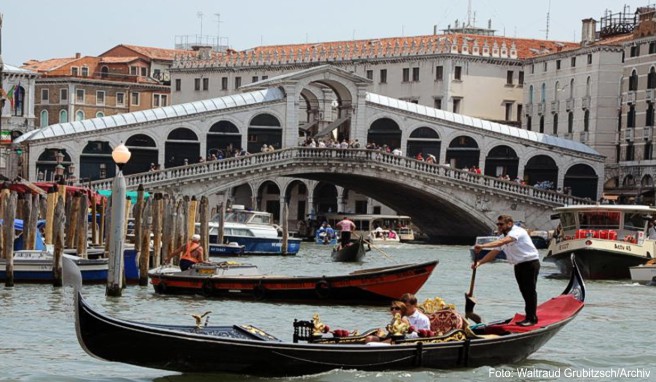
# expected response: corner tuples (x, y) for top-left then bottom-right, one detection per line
(614, 244), (631, 251)
(558, 243), (569, 250)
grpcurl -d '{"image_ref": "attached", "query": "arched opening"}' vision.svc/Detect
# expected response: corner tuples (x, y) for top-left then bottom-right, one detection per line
(484, 145), (519, 178)
(367, 118), (402, 151)
(40, 110), (49, 128)
(312, 182), (338, 216)
(35, 149), (73, 182)
(165, 128), (200, 167)
(539, 115), (545, 133)
(446, 136), (480, 170)
(524, 155), (558, 190)
(247, 113), (282, 154)
(207, 120), (241, 158)
(101, 66), (109, 79)
(649, 67), (656, 89)
(75, 110), (85, 121)
(284, 180), (310, 228)
(59, 110), (68, 123)
(553, 113), (558, 135)
(256, 181), (281, 223)
(124, 134), (158, 175)
(564, 164), (598, 199)
(231, 184), (254, 210)
(629, 70), (638, 91)
(13, 86), (25, 117)
(406, 127), (441, 160)
(80, 141), (115, 181)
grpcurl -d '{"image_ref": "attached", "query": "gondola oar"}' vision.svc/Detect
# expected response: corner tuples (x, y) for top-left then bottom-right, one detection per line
(354, 233), (393, 260)
(465, 267), (482, 323)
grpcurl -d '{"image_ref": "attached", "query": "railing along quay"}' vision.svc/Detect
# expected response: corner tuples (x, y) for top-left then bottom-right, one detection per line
(87, 147), (592, 207)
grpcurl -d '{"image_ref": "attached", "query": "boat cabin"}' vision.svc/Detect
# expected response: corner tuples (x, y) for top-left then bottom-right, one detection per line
(554, 205), (656, 244)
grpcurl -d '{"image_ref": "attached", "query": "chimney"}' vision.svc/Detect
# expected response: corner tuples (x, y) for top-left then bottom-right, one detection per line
(433, 25), (438, 35)
(75, 52), (81, 59)
(581, 18), (596, 46)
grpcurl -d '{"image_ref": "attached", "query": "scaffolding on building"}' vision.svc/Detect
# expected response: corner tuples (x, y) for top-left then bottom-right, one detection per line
(174, 35), (230, 53)
(599, 5), (638, 38)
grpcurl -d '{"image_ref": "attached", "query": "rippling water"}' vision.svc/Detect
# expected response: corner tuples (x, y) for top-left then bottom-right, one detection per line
(1, 243), (654, 381)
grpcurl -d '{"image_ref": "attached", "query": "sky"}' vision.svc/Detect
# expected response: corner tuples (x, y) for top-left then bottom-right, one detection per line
(0, 0), (649, 66)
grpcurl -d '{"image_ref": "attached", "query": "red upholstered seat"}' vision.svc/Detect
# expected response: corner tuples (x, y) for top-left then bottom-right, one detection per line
(428, 309), (464, 335)
(483, 295), (584, 334)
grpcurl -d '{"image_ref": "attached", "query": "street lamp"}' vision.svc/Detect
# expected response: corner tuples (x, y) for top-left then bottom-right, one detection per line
(106, 142), (131, 297)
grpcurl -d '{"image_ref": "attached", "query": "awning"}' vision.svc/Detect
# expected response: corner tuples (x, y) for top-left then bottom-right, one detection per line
(98, 189), (150, 205)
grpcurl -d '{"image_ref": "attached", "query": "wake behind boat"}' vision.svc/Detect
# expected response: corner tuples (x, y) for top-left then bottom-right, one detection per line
(74, 257), (585, 377)
(545, 205), (656, 279)
(148, 260), (437, 303)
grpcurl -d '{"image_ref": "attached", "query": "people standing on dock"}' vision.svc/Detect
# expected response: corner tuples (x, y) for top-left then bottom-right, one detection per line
(472, 215), (540, 327)
(165, 234), (205, 271)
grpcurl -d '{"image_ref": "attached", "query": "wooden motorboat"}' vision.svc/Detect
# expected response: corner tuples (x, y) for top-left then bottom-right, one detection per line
(148, 260), (437, 303)
(629, 260), (656, 285)
(545, 205), (656, 279)
(208, 242), (246, 257)
(331, 236), (367, 262)
(74, 257), (585, 377)
(469, 236), (506, 262)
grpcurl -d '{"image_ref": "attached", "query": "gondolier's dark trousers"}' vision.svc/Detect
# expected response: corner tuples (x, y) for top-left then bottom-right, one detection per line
(340, 231), (352, 243)
(514, 259), (540, 321)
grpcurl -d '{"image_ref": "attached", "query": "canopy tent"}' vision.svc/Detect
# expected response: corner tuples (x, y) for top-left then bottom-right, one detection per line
(97, 190), (151, 205)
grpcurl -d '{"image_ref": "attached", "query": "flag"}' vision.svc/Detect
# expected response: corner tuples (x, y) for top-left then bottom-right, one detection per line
(6, 85), (15, 109)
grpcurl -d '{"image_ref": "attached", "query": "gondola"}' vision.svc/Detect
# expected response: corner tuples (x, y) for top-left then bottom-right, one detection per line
(74, 256), (585, 377)
(149, 260), (437, 303)
(331, 236), (367, 262)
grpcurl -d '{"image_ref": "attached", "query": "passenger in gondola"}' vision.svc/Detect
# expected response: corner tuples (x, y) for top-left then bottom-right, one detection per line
(165, 234), (205, 271)
(400, 293), (430, 338)
(365, 301), (412, 343)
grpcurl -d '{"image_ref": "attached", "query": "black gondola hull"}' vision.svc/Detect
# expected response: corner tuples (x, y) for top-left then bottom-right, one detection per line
(331, 237), (367, 262)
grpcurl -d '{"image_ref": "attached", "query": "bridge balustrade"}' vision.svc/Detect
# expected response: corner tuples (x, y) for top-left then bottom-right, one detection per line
(87, 147), (591, 207)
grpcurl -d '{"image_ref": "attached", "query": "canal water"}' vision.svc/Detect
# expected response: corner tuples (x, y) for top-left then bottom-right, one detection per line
(1, 243), (654, 381)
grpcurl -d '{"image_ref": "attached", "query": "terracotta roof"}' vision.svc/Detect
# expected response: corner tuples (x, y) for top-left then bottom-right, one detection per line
(121, 44), (191, 61)
(173, 33), (579, 69)
(595, 33), (634, 46)
(21, 57), (79, 72)
(99, 56), (143, 64)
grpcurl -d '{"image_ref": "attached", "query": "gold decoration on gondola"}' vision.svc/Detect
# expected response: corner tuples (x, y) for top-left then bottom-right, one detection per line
(312, 313), (326, 336)
(418, 296), (456, 314)
(386, 313), (410, 335)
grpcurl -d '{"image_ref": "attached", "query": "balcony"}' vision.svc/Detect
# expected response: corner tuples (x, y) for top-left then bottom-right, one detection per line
(582, 96), (591, 110)
(621, 129), (635, 142)
(627, 91), (636, 104)
(644, 126), (653, 141)
(550, 100), (560, 113)
(566, 98), (574, 111)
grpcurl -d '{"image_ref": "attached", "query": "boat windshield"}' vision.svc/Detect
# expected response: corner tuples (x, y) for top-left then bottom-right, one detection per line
(577, 211), (621, 230)
(222, 211), (272, 225)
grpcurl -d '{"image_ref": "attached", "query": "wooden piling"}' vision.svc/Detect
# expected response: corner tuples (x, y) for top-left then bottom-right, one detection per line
(139, 197), (152, 286)
(0, 189), (9, 259)
(103, 197), (112, 259)
(99, 197), (106, 249)
(66, 192), (80, 249)
(28, 194), (40, 250)
(161, 195), (173, 264)
(134, 184), (144, 250)
(45, 187), (56, 245)
(52, 194), (65, 287)
(91, 194), (98, 245)
(199, 196), (209, 261)
(281, 202), (289, 255)
(3, 191), (17, 287)
(76, 193), (88, 258)
(152, 193), (163, 266)
(187, 195), (198, 239)
(20, 194), (32, 250)
(217, 202), (225, 245)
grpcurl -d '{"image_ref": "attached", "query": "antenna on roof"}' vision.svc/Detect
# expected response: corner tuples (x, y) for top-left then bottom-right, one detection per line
(197, 11), (204, 38)
(467, 0), (472, 27)
(214, 13), (222, 50)
(545, 0), (551, 39)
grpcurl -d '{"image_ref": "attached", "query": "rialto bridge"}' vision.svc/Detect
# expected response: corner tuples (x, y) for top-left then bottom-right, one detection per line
(14, 65), (603, 242)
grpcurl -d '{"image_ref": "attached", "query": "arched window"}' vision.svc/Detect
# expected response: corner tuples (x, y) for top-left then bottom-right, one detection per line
(540, 83), (546, 103)
(568, 112), (574, 133)
(96, 112), (105, 118)
(629, 70), (639, 91)
(529, 85), (534, 104)
(586, 76), (591, 96)
(628, 105), (636, 128)
(40, 110), (48, 128)
(553, 113), (559, 135)
(101, 66), (109, 78)
(649, 67), (656, 89)
(75, 110), (85, 121)
(539, 115), (545, 133)
(584, 110), (590, 132)
(569, 78), (574, 99)
(527, 116), (532, 131)
(647, 103), (654, 127)
(59, 109), (68, 123)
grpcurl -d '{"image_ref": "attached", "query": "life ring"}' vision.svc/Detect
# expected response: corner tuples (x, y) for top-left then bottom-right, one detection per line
(253, 284), (267, 300)
(314, 279), (331, 299)
(202, 280), (214, 296)
(154, 281), (167, 294)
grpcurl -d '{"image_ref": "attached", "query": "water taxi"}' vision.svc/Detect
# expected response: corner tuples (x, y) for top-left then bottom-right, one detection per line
(324, 214), (414, 242)
(545, 205), (656, 279)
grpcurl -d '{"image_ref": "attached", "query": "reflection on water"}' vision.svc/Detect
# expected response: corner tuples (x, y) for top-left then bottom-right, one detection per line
(1, 244), (655, 381)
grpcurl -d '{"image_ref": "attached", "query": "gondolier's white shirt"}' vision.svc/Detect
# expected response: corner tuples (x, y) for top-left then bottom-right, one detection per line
(501, 226), (540, 265)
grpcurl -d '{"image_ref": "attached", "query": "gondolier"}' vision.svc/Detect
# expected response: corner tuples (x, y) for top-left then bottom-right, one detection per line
(166, 234), (205, 271)
(473, 215), (540, 327)
(335, 216), (356, 246)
